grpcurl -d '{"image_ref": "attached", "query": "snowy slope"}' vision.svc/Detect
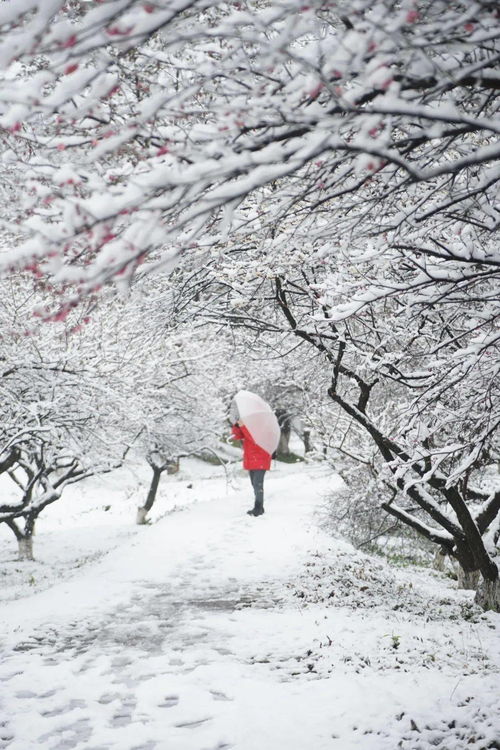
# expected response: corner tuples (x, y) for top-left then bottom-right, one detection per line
(0, 460), (498, 750)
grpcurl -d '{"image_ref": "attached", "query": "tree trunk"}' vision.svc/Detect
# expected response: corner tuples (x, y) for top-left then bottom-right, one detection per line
(18, 536), (34, 561)
(136, 465), (164, 525)
(457, 567), (481, 590)
(433, 547), (451, 574)
(277, 429), (290, 455)
(475, 577), (500, 613)
(276, 409), (291, 456)
(5, 519), (35, 560)
(136, 506), (149, 525)
(303, 429), (312, 453)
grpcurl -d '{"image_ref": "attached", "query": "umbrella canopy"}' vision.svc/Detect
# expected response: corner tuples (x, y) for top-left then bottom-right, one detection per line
(232, 390), (281, 456)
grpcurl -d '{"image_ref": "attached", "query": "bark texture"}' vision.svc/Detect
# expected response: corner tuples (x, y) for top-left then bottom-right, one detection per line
(136, 507), (149, 525)
(18, 537), (34, 561)
(457, 567), (481, 591)
(475, 578), (500, 613)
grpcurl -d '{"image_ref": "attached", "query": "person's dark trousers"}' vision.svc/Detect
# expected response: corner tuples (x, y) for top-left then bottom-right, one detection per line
(248, 470), (265, 514)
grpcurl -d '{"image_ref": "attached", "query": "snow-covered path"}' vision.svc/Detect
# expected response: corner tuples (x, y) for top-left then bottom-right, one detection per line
(0, 465), (335, 750)
(1, 464), (499, 750)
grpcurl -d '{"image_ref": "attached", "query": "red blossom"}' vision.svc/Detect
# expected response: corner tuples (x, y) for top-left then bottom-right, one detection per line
(308, 82), (324, 98)
(26, 263), (43, 279)
(64, 63), (79, 75)
(106, 26), (133, 36)
(62, 34), (77, 49)
(52, 308), (70, 323)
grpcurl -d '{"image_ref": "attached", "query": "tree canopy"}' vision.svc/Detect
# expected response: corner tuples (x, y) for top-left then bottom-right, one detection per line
(0, 0), (498, 312)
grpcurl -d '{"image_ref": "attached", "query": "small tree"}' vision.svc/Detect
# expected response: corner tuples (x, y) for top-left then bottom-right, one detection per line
(103, 280), (231, 524)
(0, 280), (135, 557)
(2, 438), (123, 560)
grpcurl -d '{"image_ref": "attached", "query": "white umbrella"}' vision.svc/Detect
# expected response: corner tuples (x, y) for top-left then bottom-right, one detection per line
(232, 390), (280, 455)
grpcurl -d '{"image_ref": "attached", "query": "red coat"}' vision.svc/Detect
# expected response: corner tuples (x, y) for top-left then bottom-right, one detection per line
(231, 424), (272, 471)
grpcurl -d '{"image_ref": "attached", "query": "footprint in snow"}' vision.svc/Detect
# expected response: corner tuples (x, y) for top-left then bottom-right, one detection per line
(157, 695), (179, 708)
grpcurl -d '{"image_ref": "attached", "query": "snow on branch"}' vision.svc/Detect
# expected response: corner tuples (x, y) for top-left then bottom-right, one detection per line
(0, 0), (497, 314)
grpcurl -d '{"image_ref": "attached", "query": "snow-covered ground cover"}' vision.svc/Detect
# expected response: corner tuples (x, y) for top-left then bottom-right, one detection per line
(0, 459), (499, 750)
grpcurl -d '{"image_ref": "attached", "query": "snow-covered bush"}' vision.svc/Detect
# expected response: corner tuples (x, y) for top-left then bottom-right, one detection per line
(324, 456), (436, 566)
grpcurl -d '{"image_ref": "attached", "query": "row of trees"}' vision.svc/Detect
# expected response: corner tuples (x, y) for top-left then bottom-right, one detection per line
(0, 1), (498, 608)
(0, 272), (307, 556)
(0, 276), (234, 556)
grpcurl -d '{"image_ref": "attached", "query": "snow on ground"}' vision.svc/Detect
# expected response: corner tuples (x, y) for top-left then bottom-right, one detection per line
(0, 459), (499, 750)
(0, 453), (242, 603)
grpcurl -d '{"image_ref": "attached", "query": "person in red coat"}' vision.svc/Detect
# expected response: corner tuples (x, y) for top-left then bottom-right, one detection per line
(231, 421), (271, 516)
